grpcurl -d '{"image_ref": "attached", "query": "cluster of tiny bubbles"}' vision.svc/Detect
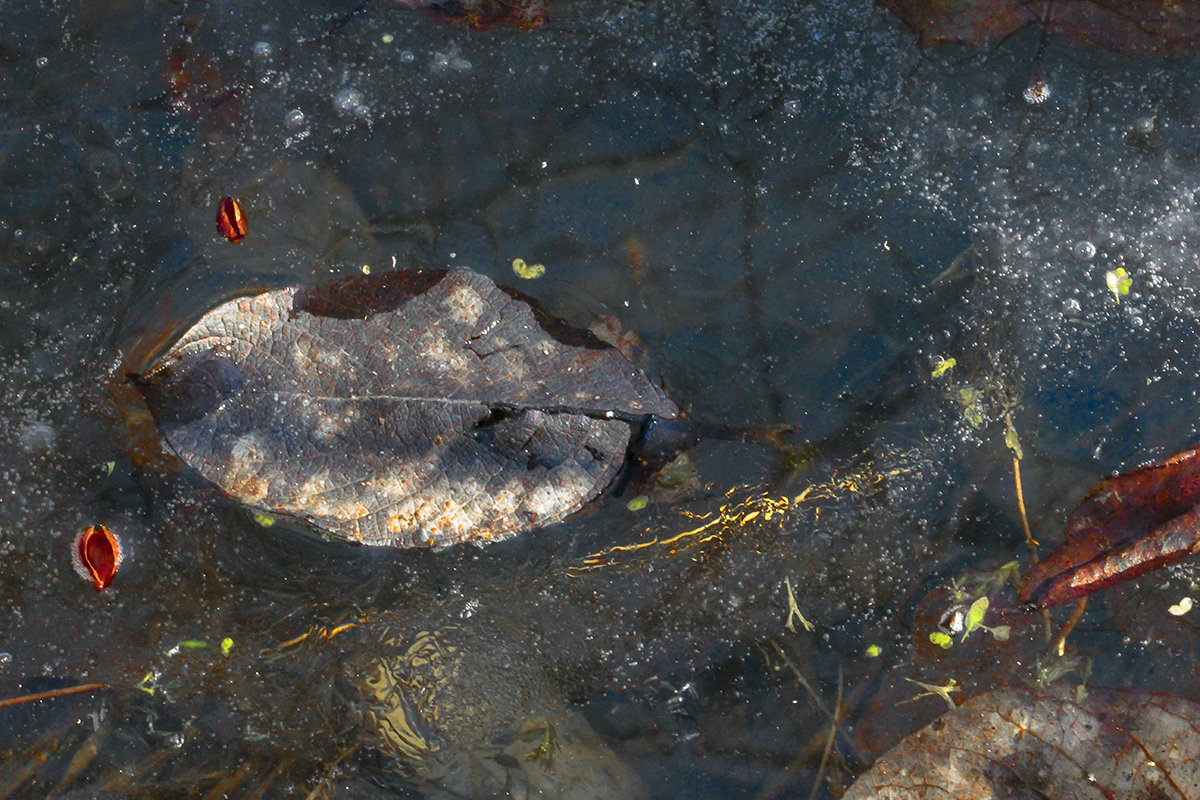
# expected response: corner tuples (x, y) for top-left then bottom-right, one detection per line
(249, 40), (290, 92)
(430, 49), (471, 73)
(0, 652), (10, 668)
(333, 86), (371, 122)
(399, 49), (415, 64)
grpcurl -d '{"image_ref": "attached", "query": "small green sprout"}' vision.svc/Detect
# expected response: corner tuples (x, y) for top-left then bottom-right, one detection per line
(1004, 414), (1023, 460)
(626, 495), (649, 512)
(137, 672), (158, 696)
(1105, 267), (1131, 302)
(962, 596), (989, 641)
(221, 637), (234, 656)
(958, 596), (1010, 643)
(784, 577), (815, 633)
(957, 387), (984, 428)
(931, 357), (956, 378)
(164, 639), (209, 657)
(527, 721), (557, 761)
(1032, 652), (1084, 690)
(974, 561), (1021, 596)
(904, 677), (961, 710)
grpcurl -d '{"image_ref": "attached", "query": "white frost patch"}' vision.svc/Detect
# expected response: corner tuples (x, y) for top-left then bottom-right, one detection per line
(291, 341), (343, 373)
(17, 419), (55, 452)
(229, 434), (265, 465)
(294, 472), (332, 506)
(523, 474), (582, 521)
(313, 403), (359, 440)
(441, 282), (485, 325)
(421, 336), (469, 374)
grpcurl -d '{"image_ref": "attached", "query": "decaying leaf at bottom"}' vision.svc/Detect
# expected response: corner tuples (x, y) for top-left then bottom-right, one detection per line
(845, 684), (1200, 799)
(135, 267), (680, 547)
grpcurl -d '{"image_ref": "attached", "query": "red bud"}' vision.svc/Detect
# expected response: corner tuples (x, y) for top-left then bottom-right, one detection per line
(216, 196), (247, 243)
(72, 525), (121, 591)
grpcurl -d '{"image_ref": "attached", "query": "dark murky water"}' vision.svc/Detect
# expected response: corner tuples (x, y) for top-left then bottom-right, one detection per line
(4, 1), (1200, 797)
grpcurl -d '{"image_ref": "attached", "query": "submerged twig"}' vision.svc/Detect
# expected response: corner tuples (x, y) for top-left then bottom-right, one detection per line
(1052, 597), (1088, 657)
(1005, 413), (1054, 640)
(755, 641), (850, 800)
(0, 682), (108, 710)
(808, 667), (843, 800)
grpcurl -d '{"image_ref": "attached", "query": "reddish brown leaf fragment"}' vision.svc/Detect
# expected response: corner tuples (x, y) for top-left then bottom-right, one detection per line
(216, 196), (247, 243)
(1022, 447), (1200, 607)
(879, 0), (1035, 47)
(1029, 507), (1200, 608)
(72, 525), (121, 591)
(396, 0), (549, 30)
(164, 17), (242, 128)
(879, 0), (1200, 57)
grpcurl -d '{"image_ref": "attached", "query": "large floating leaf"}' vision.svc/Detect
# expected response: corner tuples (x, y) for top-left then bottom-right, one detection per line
(845, 685), (1200, 799)
(137, 268), (679, 547)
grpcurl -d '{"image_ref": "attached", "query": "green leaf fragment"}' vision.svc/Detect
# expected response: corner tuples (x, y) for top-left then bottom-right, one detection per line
(626, 495), (649, 512)
(221, 637), (234, 656)
(253, 512), (275, 527)
(866, 644), (882, 658)
(180, 640), (208, 650)
(931, 357), (956, 378)
(904, 677), (960, 710)
(929, 631), (953, 649)
(512, 258), (546, 279)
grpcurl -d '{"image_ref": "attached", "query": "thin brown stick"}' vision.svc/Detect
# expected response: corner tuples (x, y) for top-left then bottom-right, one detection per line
(768, 639), (832, 722)
(1053, 597), (1088, 656)
(755, 643), (846, 800)
(0, 682), (108, 709)
(1010, 452), (1054, 639)
(807, 667), (844, 800)
(1012, 456), (1038, 553)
